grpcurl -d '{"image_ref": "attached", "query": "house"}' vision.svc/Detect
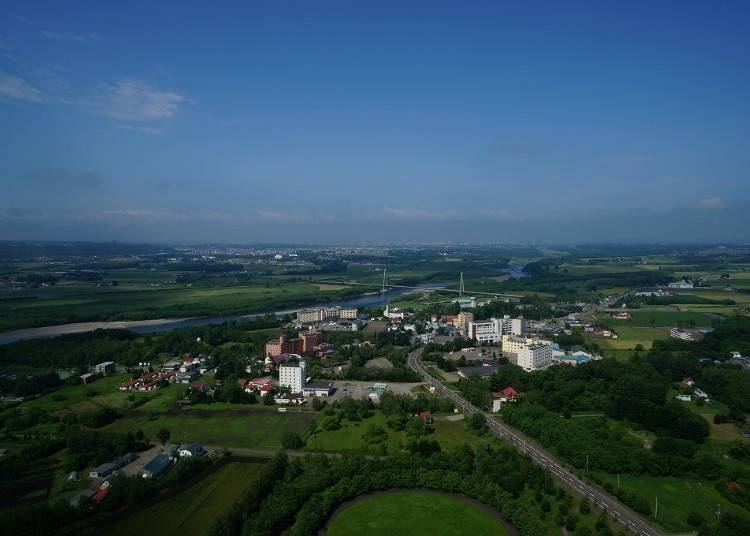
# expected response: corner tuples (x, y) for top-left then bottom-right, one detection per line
(91, 486), (111, 504)
(95, 361), (116, 375)
(302, 380), (334, 397)
(491, 386), (522, 412)
(142, 453), (171, 478)
(178, 443), (204, 457)
(246, 376), (273, 394)
(694, 388), (710, 401)
(67, 471), (79, 482)
(89, 462), (118, 479)
(669, 280), (694, 289)
(274, 392), (305, 405)
(676, 394), (692, 402)
(80, 372), (102, 384)
(419, 411), (433, 424)
(681, 376), (695, 388)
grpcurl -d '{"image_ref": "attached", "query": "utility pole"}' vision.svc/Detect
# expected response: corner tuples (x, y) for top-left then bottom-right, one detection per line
(459, 272), (464, 296)
(716, 503), (721, 524)
(585, 455), (589, 475)
(617, 474), (620, 487)
(654, 496), (658, 520)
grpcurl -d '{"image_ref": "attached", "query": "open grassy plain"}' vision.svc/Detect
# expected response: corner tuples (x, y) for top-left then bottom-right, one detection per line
(326, 490), (509, 536)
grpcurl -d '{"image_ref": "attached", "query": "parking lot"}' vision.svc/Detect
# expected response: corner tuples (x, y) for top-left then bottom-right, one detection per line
(330, 380), (424, 401)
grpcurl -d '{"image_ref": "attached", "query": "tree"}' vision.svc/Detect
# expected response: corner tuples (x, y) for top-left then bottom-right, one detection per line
(470, 412), (487, 434)
(156, 428), (170, 446)
(280, 432), (304, 450)
(686, 511), (705, 527)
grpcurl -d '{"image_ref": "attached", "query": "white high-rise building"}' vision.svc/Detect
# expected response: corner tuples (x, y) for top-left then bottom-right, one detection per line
(517, 343), (553, 371)
(468, 315), (525, 343)
(499, 315), (525, 336)
(279, 360), (308, 393)
(468, 318), (502, 343)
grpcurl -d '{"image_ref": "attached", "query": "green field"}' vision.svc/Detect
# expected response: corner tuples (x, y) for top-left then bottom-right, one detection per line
(105, 407), (315, 449)
(0, 280), (355, 332)
(23, 374), (187, 415)
(602, 309), (715, 328)
(326, 490), (509, 536)
(109, 461), (264, 536)
(304, 412), (490, 455)
(596, 472), (747, 533)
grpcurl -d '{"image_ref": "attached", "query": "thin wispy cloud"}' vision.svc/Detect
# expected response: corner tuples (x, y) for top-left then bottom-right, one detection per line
(5, 11), (26, 23)
(41, 30), (101, 43)
(0, 70), (44, 102)
(697, 197), (725, 211)
(93, 78), (189, 121)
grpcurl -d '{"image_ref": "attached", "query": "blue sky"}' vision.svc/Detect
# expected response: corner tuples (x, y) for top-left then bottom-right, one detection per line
(1, 1), (749, 244)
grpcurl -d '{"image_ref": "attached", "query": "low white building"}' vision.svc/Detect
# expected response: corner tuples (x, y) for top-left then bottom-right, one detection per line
(279, 360), (308, 393)
(517, 343), (553, 371)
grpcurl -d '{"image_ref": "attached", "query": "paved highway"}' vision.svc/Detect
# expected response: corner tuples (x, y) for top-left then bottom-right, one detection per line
(407, 347), (663, 536)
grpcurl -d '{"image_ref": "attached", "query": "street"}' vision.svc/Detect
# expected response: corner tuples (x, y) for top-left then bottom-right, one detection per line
(407, 348), (662, 536)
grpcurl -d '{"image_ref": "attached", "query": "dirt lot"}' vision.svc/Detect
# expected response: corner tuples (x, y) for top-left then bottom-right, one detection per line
(330, 380), (424, 401)
(364, 357), (394, 369)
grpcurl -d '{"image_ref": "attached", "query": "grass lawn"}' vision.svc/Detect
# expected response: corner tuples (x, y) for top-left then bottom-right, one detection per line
(596, 472), (748, 533)
(108, 461), (265, 536)
(326, 490), (508, 536)
(24, 375), (186, 415)
(105, 407), (315, 449)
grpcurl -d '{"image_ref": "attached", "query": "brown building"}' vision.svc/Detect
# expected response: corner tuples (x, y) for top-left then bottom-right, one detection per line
(265, 331), (321, 357)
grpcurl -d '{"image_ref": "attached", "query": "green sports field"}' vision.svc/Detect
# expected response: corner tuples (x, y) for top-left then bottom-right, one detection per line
(326, 490), (509, 536)
(108, 461), (264, 536)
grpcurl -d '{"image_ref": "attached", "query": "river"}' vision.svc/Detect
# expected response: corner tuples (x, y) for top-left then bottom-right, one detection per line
(0, 284), (436, 345)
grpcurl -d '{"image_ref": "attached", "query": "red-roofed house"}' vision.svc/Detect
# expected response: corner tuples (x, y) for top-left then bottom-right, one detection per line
(419, 411), (433, 424)
(91, 486), (110, 503)
(247, 376), (273, 394)
(490, 387), (523, 412)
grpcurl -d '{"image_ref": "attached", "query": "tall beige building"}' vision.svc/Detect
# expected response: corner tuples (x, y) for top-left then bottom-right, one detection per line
(455, 312), (474, 334)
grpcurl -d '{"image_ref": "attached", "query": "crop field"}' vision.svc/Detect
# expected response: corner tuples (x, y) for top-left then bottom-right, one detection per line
(602, 309), (715, 329)
(326, 490), (509, 536)
(105, 407), (315, 449)
(108, 461), (265, 536)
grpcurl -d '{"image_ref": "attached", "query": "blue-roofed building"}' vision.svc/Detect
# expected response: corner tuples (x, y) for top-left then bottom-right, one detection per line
(142, 454), (171, 478)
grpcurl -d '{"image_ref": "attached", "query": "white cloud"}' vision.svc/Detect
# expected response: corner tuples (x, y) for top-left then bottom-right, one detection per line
(41, 31), (100, 42)
(98, 209), (231, 223)
(93, 78), (189, 121)
(255, 210), (334, 223)
(0, 70), (43, 102)
(697, 197), (725, 210)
